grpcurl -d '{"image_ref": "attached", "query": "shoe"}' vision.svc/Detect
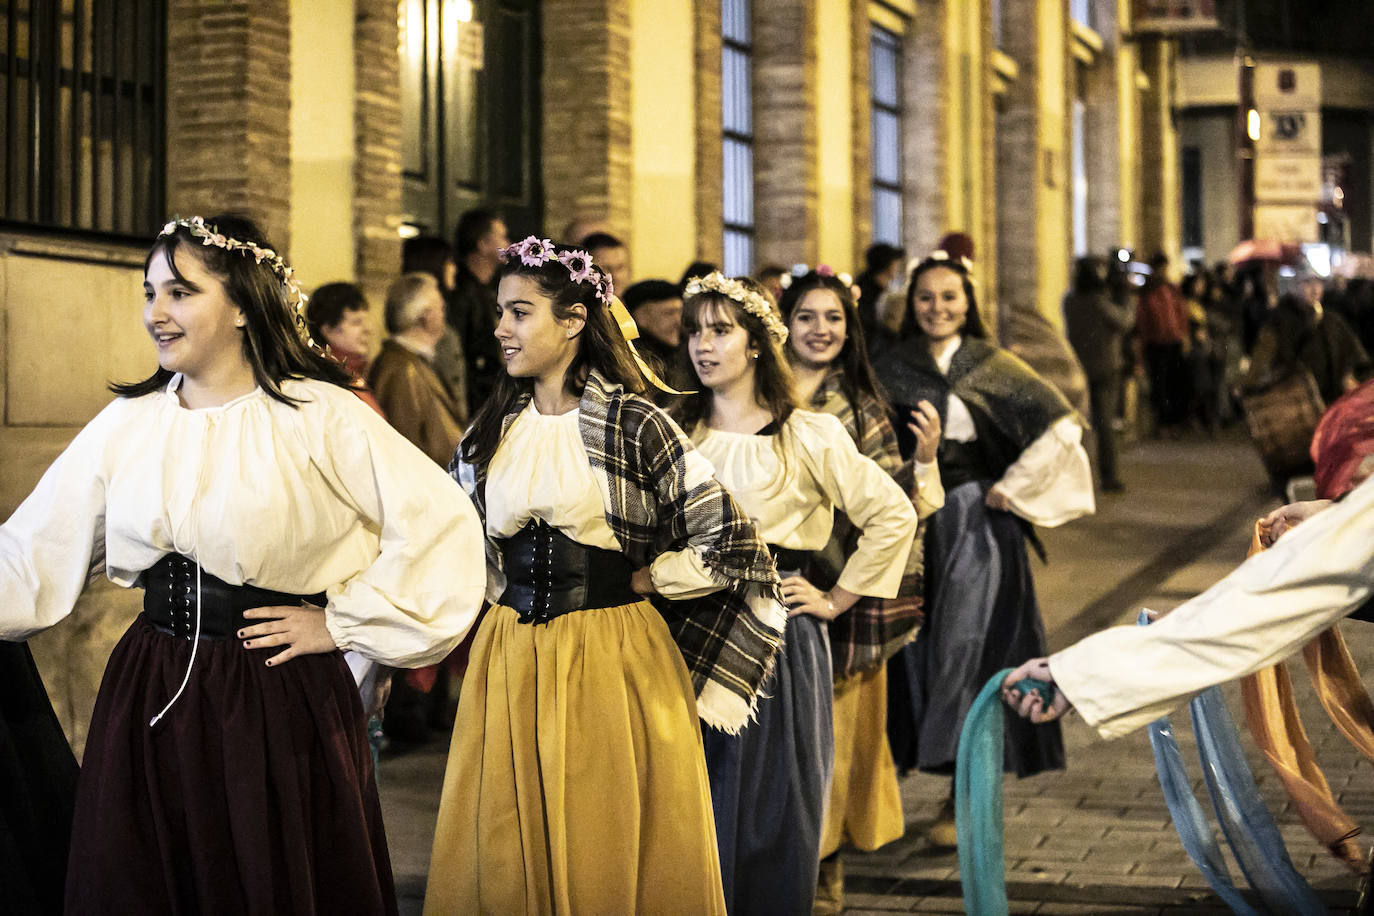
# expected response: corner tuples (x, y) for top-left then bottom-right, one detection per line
(1102, 479), (1125, 493)
(926, 796), (958, 848)
(813, 854), (844, 915)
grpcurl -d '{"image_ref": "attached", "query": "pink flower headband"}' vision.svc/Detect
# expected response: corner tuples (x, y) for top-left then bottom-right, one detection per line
(778, 263), (854, 291)
(498, 236), (615, 303)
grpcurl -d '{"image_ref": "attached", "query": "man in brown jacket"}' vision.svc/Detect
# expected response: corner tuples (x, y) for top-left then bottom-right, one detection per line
(368, 273), (468, 467)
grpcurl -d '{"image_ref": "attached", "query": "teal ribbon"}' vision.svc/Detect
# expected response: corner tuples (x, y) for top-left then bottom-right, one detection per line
(955, 668), (1014, 916)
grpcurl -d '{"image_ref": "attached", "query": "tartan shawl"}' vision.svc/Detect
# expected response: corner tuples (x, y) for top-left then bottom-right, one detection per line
(808, 367), (927, 677)
(452, 371), (786, 733)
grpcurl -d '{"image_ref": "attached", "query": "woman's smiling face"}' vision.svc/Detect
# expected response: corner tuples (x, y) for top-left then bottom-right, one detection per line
(787, 288), (846, 369)
(912, 265), (969, 343)
(142, 248), (248, 383)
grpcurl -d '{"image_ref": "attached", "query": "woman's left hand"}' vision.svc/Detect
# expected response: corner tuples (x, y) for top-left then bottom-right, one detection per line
(908, 401), (942, 465)
(985, 487), (1012, 512)
(780, 577), (859, 620)
(239, 603), (338, 667)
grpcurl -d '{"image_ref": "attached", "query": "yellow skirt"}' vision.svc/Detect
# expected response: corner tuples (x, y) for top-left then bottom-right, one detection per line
(819, 665), (905, 856)
(423, 601), (726, 915)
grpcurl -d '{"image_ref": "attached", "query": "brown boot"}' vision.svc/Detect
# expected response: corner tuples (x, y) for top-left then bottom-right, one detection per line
(926, 795), (958, 848)
(813, 853), (844, 915)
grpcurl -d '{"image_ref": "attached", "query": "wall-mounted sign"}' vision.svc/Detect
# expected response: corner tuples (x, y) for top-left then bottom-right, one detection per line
(1132, 0), (1220, 33)
(1252, 62), (1321, 240)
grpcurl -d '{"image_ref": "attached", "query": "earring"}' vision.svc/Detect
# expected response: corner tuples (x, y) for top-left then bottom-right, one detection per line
(235, 318), (245, 327)
(752, 352), (759, 360)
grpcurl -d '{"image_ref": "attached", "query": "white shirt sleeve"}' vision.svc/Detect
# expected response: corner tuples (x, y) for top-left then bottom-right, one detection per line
(913, 459), (945, 520)
(0, 403), (116, 639)
(1050, 480), (1374, 739)
(992, 416), (1095, 527)
(317, 396), (488, 668)
(798, 413), (918, 599)
(648, 448), (729, 599)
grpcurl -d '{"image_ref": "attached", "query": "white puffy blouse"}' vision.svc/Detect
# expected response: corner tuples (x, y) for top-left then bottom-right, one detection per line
(0, 375), (486, 668)
(693, 410), (919, 599)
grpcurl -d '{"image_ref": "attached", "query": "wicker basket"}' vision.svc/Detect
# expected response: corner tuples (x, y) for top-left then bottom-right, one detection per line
(1242, 369), (1325, 472)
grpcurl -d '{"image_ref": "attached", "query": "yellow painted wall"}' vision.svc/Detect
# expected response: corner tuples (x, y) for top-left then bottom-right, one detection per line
(1035, 0), (1069, 330)
(629, 0), (697, 282)
(289, 0), (356, 289)
(815, 0), (855, 271)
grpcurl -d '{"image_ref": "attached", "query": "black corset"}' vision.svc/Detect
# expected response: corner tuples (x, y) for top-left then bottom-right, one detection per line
(497, 521), (639, 624)
(141, 553), (326, 640)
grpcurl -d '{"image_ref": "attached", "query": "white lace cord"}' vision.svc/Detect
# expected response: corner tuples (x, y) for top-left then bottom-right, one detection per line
(149, 560), (202, 727)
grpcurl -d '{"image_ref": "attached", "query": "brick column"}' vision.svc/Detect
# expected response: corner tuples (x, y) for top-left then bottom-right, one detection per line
(694, 1), (724, 264)
(1138, 36), (1180, 261)
(752, 0), (818, 268)
(165, 0), (293, 252)
(541, 0), (634, 239)
(354, 0), (402, 306)
(902, 0), (947, 261)
(994, 0), (1042, 328)
(849, 0), (872, 271)
(1083, 0), (1123, 254)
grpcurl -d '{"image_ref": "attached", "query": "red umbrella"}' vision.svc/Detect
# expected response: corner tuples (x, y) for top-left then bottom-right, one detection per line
(1228, 239), (1304, 267)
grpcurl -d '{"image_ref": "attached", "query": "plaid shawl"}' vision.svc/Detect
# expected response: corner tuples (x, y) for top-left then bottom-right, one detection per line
(808, 367), (927, 677)
(452, 371), (785, 733)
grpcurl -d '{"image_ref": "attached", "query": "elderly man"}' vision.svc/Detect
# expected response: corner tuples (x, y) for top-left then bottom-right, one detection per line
(368, 273), (467, 468)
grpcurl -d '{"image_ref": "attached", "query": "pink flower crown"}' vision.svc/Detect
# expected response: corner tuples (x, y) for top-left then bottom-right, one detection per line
(498, 236), (614, 303)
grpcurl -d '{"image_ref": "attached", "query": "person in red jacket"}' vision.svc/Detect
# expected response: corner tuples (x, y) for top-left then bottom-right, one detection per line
(1136, 252), (1190, 437)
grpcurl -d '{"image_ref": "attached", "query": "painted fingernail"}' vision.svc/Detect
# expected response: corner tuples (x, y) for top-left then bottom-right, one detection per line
(237, 630), (244, 638)
(243, 640), (252, 648)
(266, 660), (274, 666)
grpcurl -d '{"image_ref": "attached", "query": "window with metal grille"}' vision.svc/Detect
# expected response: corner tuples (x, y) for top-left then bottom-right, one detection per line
(1, 0), (166, 237)
(721, 0), (752, 276)
(870, 23), (902, 247)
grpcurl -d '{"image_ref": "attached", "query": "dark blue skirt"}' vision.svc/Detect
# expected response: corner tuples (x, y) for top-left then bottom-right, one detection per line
(703, 612), (835, 915)
(888, 480), (1065, 778)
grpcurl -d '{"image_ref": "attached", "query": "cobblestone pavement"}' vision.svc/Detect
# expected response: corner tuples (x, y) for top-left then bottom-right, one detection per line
(380, 430), (1374, 914)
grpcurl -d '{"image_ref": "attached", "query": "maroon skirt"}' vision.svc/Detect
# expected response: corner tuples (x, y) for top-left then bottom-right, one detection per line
(65, 615), (396, 915)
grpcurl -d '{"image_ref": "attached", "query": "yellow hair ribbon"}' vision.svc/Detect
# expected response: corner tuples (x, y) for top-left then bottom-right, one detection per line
(606, 295), (695, 395)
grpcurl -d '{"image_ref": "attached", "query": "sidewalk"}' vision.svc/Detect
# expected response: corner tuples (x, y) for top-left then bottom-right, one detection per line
(844, 431), (1372, 915)
(377, 430), (1374, 913)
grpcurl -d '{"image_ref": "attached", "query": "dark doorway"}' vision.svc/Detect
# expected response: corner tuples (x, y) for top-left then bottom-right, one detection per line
(400, 0), (543, 240)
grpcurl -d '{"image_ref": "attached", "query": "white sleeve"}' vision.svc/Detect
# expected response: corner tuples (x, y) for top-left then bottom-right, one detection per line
(913, 459), (945, 520)
(317, 395), (487, 668)
(800, 414), (918, 599)
(0, 404), (116, 639)
(648, 448), (728, 599)
(993, 416), (1095, 527)
(1050, 480), (1374, 739)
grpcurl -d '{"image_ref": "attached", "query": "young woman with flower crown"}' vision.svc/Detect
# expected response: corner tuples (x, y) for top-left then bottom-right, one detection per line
(875, 250), (1094, 847)
(777, 267), (943, 909)
(0, 214), (487, 913)
(423, 239), (785, 915)
(679, 272), (919, 915)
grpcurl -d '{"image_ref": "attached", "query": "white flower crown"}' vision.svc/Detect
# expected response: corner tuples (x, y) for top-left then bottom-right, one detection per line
(158, 216), (314, 347)
(683, 271), (789, 343)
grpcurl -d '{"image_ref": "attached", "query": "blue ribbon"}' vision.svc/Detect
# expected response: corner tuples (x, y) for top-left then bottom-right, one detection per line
(1137, 610), (1325, 915)
(955, 668), (1013, 916)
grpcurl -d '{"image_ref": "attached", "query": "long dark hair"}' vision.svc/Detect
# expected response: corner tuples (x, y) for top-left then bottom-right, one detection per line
(460, 245), (647, 468)
(898, 253), (988, 340)
(778, 271), (890, 437)
(112, 214), (351, 405)
(678, 277), (797, 433)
